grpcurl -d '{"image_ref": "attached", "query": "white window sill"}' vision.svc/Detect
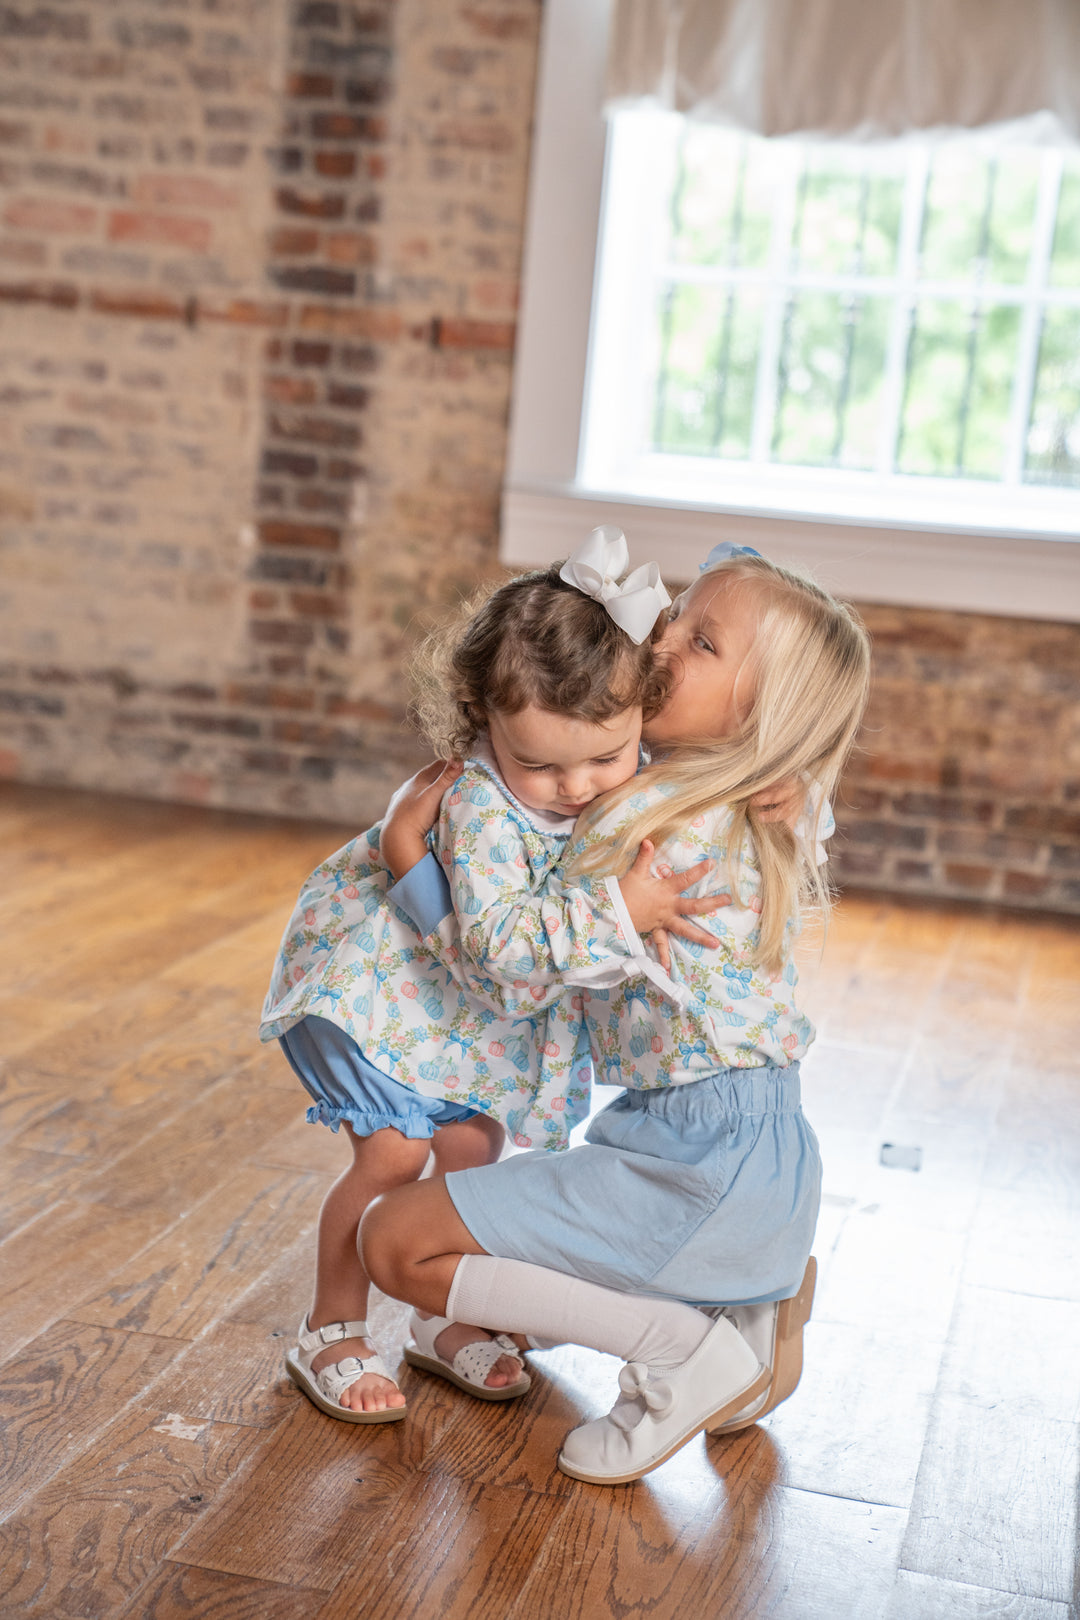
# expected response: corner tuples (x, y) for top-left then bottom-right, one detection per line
(503, 483), (1080, 620)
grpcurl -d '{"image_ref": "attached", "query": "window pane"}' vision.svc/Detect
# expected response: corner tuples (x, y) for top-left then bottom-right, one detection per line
(919, 150), (1037, 286)
(1049, 157), (1080, 287)
(899, 300), (1020, 479)
(1025, 308), (1080, 486)
(772, 292), (889, 468)
(920, 151), (992, 281)
(652, 282), (764, 457)
(670, 129), (781, 271)
(795, 154), (903, 278)
(986, 151), (1041, 284)
(594, 109), (1080, 509)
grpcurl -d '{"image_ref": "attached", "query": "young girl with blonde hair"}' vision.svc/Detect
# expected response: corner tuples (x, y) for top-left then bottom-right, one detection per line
(361, 544), (872, 1483)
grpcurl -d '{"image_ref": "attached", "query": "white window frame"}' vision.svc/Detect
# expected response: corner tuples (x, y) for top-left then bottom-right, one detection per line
(501, 0), (1080, 622)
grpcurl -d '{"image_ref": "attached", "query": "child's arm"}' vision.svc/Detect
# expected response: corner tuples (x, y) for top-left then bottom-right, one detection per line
(390, 778), (730, 1019)
(380, 760), (460, 881)
(750, 775), (835, 864)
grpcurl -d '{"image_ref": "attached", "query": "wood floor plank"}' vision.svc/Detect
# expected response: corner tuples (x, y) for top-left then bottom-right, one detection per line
(210, 1229), (324, 1334)
(885, 1571), (1072, 1619)
(114, 1562), (327, 1620)
(0, 787), (212, 885)
(760, 1320), (944, 1508)
(0, 1146), (92, 1241)
(0, 820), (341, 937)
(799, 1040), (906, 1134)
(22, 906), (267, 1005)
(812, 1210), (965, 1340)
(887, 1036), (1009, 1132)
(250, 1112), (352, 1175)
(417, 1343), (618, 1497)
(0, 992), (102, 1061)
(5, 1069), (205, 1166)
(900, 1397), (1077, 1603)
(152, 1225), (414, 1433)
(313, 1473), (570, 1620)
(172, 1402), (413, 1591)
(983, 1065), (1080, 1197)
(963, 1185), (1080, 1302)
(938, 1286), (1080, 1423)
(0, 1406), (261, 1618)
(5, 994), (277, 1169)
(509, 1466), (909, 1620)
(70, 1073), (305, 1217)
(159, 912), (305, 1002)
(11, 978), (252, 1082)
(0, 826), (212, 930)
(816, 908), (960, 1050)
(71, 1165), (327, 1341)
(815, 1117), (988, 1239)
(0, 1321), (187, 1517)
(793, 893), (889, 1015)
(144, 1321), (304, 1433)
(0, 1201), (173, 1361)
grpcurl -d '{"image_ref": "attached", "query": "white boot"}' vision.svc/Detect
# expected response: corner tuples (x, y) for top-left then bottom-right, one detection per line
(710, 1255), (817, 1434)
(557, 1315), (769, 1485)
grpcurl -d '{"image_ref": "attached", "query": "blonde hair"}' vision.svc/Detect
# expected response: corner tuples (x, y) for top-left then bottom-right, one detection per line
(569, 555), (871, 973)
(411, 563), (671, 759)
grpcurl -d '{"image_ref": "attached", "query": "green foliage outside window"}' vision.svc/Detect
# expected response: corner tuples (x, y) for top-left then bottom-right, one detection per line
(650, 127), (1080, 488)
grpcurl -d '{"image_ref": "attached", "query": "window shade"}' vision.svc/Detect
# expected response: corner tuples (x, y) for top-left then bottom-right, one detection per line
(606, 0), (1080, 137)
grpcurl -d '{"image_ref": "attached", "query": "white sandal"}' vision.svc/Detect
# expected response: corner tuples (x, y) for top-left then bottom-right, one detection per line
(285, 1315), (407, 1425)
(402, 1310), (531, 1401)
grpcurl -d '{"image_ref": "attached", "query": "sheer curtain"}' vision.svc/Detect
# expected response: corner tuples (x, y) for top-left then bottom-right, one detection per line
(607, 0), (1080, 136)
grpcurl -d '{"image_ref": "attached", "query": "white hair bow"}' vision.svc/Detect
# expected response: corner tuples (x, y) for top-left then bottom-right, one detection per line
(559, 525), (671, 645)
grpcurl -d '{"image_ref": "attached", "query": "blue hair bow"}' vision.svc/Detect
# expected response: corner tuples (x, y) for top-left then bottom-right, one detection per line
(700, 541), (762, 572)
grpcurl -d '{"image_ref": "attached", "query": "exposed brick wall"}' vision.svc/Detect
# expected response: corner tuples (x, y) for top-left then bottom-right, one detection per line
(0, 0), (289, 797)
(830, 606), (1080, 913)
(0, 0), (539, 818)
(0, 0), (1077, 916)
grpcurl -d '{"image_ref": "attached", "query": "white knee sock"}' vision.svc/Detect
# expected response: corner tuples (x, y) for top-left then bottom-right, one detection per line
(447, 1254), (711, 1369)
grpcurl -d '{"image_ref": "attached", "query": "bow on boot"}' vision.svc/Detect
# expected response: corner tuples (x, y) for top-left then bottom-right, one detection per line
(608, 1360), (674, 1432)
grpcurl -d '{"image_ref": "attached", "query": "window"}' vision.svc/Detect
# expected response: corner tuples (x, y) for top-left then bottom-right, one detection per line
(502, 0), (1080, 621)
(581, 113), (1080, 527)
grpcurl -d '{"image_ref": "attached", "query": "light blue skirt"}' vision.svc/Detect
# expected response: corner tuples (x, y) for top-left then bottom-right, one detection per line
(445, 1064), (820, 1307)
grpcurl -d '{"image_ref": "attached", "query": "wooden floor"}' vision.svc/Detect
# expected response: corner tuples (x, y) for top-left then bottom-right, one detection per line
(1, 782), (1077, 1620)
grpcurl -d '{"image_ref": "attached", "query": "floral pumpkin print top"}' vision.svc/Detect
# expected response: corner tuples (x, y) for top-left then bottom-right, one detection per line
(410, 777), (817, 1090)
(259, 743), (626, 1150)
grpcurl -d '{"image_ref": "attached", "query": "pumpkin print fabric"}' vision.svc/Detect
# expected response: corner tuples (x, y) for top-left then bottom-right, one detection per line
(421, 781), (816, 1090)
(259, 750), (607, 1151)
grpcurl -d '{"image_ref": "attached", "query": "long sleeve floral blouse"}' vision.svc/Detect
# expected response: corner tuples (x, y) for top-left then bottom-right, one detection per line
(259, 749), (598, 1150)
(410, 775), (816, 1091)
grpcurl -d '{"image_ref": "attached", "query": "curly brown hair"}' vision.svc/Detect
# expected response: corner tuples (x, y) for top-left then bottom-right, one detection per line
(411, 563), (671, 759)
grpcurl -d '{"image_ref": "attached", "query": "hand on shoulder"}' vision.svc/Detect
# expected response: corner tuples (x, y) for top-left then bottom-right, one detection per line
(381, 759), (462, 880)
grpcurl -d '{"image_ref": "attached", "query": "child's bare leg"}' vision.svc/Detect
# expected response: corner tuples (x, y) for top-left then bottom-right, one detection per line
(361, 1176), (489, 1313)
(429, 1111), (504, 1175)
(422, 1112), (523, 1388)
(308, 1122), (430, 1412)
(362, 1179), (713, 1367)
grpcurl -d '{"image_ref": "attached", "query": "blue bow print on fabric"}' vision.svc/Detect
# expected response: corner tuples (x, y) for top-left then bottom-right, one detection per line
(700, 541), (762, 572)
(722, 962), (754, 998)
